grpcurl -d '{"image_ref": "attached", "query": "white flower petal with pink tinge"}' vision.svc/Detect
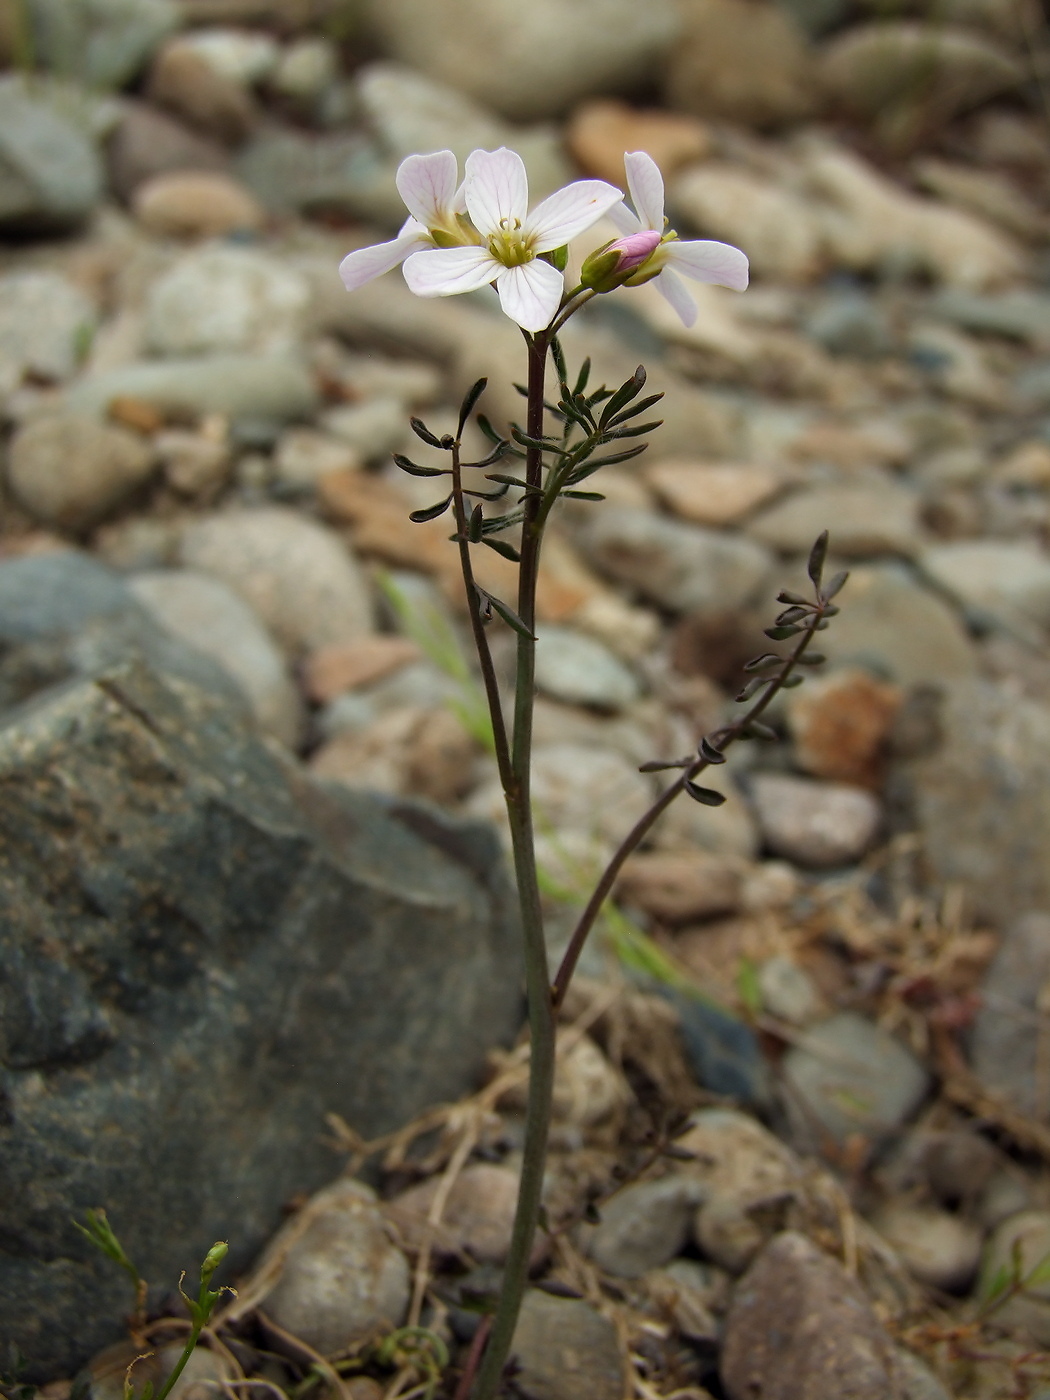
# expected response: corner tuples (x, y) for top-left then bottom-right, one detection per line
(667, 238), (749, 292)
(339, 217), (428, 291)
(403, 244), (501, 297)
(524, 180), (625, 252)
(624, 151), (666, 232)
(653, 267), (699, 327)
(464, 147), (529, 235)
(396, 150), (463, 228)
(606, 201), (642, 236)
(494, 259), (564, 333)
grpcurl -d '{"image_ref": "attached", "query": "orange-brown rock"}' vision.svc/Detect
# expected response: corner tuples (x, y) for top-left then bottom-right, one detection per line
(787, 667), (902, 788)
(566, 99), (712, 188)
(617, 850), (744, 924)
(302, 636), (420, 703)
(646, 459), (785, 526)
(132, 171), (265, 238)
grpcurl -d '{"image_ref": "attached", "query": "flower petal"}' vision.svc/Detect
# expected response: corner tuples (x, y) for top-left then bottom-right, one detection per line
(396, 150), (460, 228)
(525, 179), (624, 252)
(464, 147), (529, 235)
(653, 266), (698, 327)
(403, 244), (500, 297)
(339, 221), (428, 291)
(624, 151), (666, 233)
(606, 200), (642, 235)
(495, 259), (564, 332)
(667, 238), (750, 292)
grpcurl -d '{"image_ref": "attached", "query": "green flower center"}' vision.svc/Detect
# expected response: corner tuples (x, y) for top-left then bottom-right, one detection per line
(488, 217), (534, 268)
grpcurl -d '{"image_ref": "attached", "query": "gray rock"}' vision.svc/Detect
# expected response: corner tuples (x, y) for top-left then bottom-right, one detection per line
(820, 564), (977, 685)
(979, 1210), (1050, 1344)
(0, 657), (520, 1380)
(873, 1202), (982, 1292)
(510, 1289), (626, 1400)
(0, 271), (97, 383)
(25, 0), (177, 89)
(7, 413), (154, 532)
(387, 1162), (520, 1263)
(746, 481), (922, 558)
(144, 247), (311, 358)
(890, 679), (1050, 924)
(757, 954), (822, 1025)
(236, 127), (405, 225)
(0, 75), (104, 231)
(585, 1176), (704, 1278)
(803, 290), (894, 358)
(575, 506), (771, 617)
(320, 396), (408, 462)
(694, 1194), (769, 1274)
(534, 626), (641, 712)
(260, 1180), (410, 1354)
(1015, 359), (1050, 410)
(920, 539), (1050, 638)
(179, 507), (373, 657)
(128, 570), (303, 748)
(748, 773), (882, 868)
(65, 353), (319, 425)
(360, 0), (678, 121)
(671, 993), (771, 1107)
(781, 1012), (931, 1148)
(720, 1232), (907, 1400)
(894, 1348), (954, 1400)
(969, 913), (1050, 1119)
(931, 288), (1050, 350)
(105, 100), (230, 202)
(270, 36), (339, 105)
(675, 1108), (806, 1204)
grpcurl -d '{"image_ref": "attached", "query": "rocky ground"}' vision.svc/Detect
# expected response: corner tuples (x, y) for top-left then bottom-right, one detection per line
(4, 0), (1050, 1397)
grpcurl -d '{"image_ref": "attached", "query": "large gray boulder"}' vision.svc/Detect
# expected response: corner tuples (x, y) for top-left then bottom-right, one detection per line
(0, 657), (520, 1378)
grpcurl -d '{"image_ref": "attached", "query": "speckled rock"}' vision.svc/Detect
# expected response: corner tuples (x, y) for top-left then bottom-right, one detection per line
(873, 1202), (981, 1292)
(748, 773), (881, 868)
(746, 480), (922, 558)
(510, 1289), (626, 1400)
(534, 626), (641, 712)
(969, 913), (1050, 1119)
(7, 413), (154, 532)
(0, 270), (97, 383)
(0, 76), (105, 232)
(584, 1176), (705, 1278)
(386, 1163), (519, 1264)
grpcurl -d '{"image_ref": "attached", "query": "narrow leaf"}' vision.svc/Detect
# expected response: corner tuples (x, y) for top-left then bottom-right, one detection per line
(775, 605), (808, 626)
(410, 417), (444, 449)
(565, 444), (647, 478)
(394, 455), (448, 478)
(511, 427), (570, 455)
(781, 674), (804, 688)
(606, 391), (665, 427)
(698, 738), (727, 765)
(807, 530), (829, 587)
(776, 589), (809, 605)
(457, 377), (488, 436)
(639, 756), (691, 772)
(685, 781), (726, 806)
(475, 586), (535, 639)
(561, 489), (605, 501)
(797, 652), (826, 666)
(743, 652), (782, 673)
(480, 509), (526, 534)
(602, 418), (663, 441)
(481, 536), (521, 562)
(764, 625), (802, 641)
(736, 676), (771, 703)
(822, 570), (849, 602)
(476, 413), (504, 445)
(573, 356), (592, 396)
(599, 365), (647, 429)
(467, 441), (511, 469)
(468, 503), (483, 542)
(409, 495), (453, 523)
(744, 721), (777, 740)
(550, 336), (568, 386)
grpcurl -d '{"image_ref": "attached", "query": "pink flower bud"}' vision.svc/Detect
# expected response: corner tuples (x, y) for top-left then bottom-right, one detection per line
(608, 229), (662, 271)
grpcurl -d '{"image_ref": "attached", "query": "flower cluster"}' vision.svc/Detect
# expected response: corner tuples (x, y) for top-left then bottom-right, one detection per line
(339, 147), (748, 333)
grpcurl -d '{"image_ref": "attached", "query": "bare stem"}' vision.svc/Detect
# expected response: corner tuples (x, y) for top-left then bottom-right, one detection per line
(550, 603), (830, 1010)
(470, 332), (556, 1400)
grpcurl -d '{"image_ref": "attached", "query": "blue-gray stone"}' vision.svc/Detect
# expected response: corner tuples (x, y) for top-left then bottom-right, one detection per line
(669, 992), (770, 1108)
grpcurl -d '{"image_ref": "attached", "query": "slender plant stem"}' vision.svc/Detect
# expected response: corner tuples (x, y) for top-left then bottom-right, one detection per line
(154, 1320), (204, 1400)
(550, 606), (828, 1010)
(470, 333), (556, 1400)
(449, 438), (513, 790)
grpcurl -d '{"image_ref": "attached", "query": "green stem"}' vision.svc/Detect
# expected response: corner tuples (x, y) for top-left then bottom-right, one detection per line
(470, 333), (555, 1400)
(154, 1321), (203, 1400)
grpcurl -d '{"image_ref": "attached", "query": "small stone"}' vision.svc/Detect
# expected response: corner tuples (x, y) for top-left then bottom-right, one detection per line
(105, 100), (230, 202)
(893, 1349), (954, 1400)
(132, 170), (264, 238)
(387, 1163), (519, 1264)
(303, 637), (420, 704)
(671, 995), (770, 1106)
(749, 773), (881, 868)
(979, 1210), (1050, 1344)
(321, 397), (410, 464)
(720, 1232), (905, 1400)
(745, 480), (922, 558)
(144, 246), (310, 358)
(646, 459), (785, 526)
(7, 413), (153, 533)
(88, 1339), (232, 1400)
(664, 0), (816, 128)
(675, 1108), (806, 1202)
(0, 270), (96, 384)
(788, 668), (903, 789)
(25, 0), (179, 90)
(146, 37), (259, 144)
(803, 290), (894, 358)
(566, 99), (712, 188)
(671, 164), (822, 283)
(534, 626), (641, 712)
(922, 1130), (998, 1205)
(757, 954), (822, 1025)
(66, 353), (319, 424)
(510, 1289), (626, 1400)
(552, 1034), (630, 1127)
(585, 1176), (705, 1278)
(179, 507), (373, 656)
(128, 570), (302, 748)
(873, 1202), (982, 1292)
(616, 851), (743, 924)
(820, 564), (976, 685)
(575, 505), (771, 618)
(310, 706), (475, 806)
(273, 427), (362, 493)
(270, 36), (339, 103)
(781, 1012), (931, 1148)
(969, 913), (1050, 1120)
(0, 76), (104, 232)
(155, 425), (232, 498)
(645, 1260), (724, 1343)
(177, 27), (280, 86)
(694, 1194), (768, 1274)
(921, 539), (1050, 635)
(262, 1179), (411, 1355)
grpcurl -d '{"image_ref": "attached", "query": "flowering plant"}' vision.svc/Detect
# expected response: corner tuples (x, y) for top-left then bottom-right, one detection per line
(340, 148), (842, 1400)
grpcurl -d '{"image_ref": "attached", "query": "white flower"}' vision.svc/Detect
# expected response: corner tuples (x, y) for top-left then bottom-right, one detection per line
(338, 149), (472, 293)
(402, 147), (623, 333)
(606, 150), (749, 327)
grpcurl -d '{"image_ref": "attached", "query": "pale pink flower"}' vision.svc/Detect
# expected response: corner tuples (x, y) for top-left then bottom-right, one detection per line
(338, 149), (472, 293)
(607, 150), (749, 327)
(402, 147), (623, 333)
